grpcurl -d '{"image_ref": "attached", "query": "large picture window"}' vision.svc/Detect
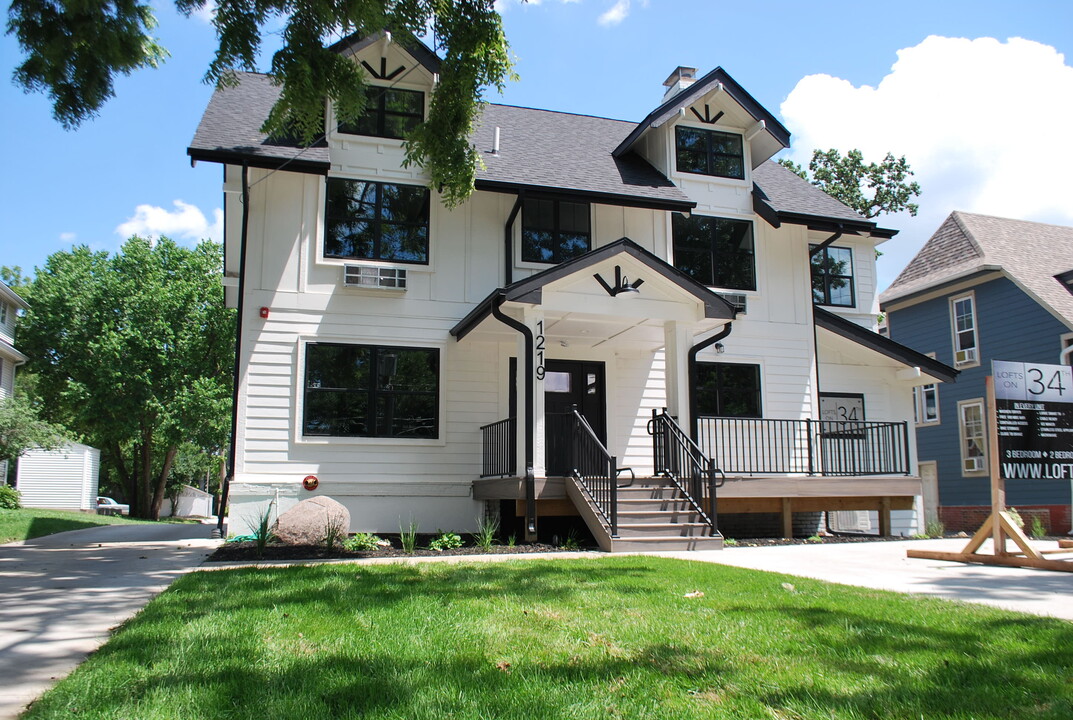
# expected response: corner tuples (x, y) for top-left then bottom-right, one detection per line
(304, 343), (439, 439)
(675, 126), (745, 179)
(338, 87), (424, 140)
(810, 245), (855, 307)
(672, 214), (755, 291)
(694, 362), (761, 418)
(950, 293), (979, 367)
(325, 179), (430, 264)
(521, 197), (591, 263)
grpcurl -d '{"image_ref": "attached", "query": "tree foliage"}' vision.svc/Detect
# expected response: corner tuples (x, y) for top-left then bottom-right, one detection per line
(18, 238), (234, 519)
(778, 148), (922, 219)
(7, 0), (514, 206)
(0, 379), (66, 464)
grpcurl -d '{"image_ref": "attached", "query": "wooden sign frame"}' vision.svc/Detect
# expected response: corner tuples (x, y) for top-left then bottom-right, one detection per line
(907, 375), (1073, 572)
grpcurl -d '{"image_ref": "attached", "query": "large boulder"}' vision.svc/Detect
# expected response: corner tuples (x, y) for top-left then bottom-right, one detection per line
(273, 496), (351, 546)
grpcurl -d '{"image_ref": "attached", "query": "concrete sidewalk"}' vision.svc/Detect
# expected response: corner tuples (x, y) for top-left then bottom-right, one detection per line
(661, 537), (1073, 621)
(0, 522), (219, 719)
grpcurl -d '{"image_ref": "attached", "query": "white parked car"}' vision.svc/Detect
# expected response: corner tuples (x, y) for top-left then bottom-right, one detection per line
(96, 496), (129, 516)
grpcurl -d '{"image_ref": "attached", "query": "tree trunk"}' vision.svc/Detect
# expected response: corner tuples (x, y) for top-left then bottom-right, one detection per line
(110, 441), (133, 505)
(135, 429), (154, 518)
(149, 446), (178, 520)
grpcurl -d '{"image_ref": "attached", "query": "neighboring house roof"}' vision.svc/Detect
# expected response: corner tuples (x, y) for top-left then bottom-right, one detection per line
(879, 211), (1073, 329)
(0, 337), (28, 364)
(751, 162), (894, 237)
(814, 308), (959, 383)
(0, 280), (29, 311)
(612, 66), (790, 159)
(452, 238), (737, 340)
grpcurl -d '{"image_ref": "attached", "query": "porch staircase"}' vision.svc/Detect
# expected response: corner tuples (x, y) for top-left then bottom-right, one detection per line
(568, 474), (724, 552)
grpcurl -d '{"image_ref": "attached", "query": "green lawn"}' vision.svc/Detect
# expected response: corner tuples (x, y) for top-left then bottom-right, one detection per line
(0, 507), (150, 544)
(23, 557), (1072, 720)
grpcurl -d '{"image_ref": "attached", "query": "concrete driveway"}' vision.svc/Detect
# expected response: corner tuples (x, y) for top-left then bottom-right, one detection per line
(662, 537), (1073, 621)
(0, 522), (219, 719)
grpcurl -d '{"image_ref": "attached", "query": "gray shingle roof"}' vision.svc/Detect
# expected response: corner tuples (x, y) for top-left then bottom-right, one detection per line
(880, 211), (1073, 328)
(188, 72), (872, 227)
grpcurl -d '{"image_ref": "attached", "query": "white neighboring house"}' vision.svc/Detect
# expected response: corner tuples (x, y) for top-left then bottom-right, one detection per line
(188, 35), (957, 549)
(0, 280), (30, 482)
(15, 443), (101, 511)
(160, 484), (214, 518)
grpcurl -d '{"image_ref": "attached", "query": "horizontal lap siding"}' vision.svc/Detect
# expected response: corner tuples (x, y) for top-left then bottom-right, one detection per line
(889, 276), (1072, 507)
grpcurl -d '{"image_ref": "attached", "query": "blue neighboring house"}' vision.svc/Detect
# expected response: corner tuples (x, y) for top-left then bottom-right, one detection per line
(880, 211), (1073, 534)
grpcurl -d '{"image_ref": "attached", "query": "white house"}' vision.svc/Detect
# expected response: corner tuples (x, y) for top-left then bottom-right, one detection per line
(188, 34), (956, 550)
(0, 280), (29, 482)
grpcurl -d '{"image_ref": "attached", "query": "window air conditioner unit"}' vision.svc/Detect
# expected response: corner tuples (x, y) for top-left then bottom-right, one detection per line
(343, 265), (407, 290)
(965, 456), (984, 472)
(955, 348), (977, 366)
(717, 292), (747, 314)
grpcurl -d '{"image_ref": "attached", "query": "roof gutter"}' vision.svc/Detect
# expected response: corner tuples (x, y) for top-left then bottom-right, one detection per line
(490, 294), (537, 539)
(218, 162), (250, 536)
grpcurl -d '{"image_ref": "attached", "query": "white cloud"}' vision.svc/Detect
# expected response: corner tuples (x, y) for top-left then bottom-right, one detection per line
(188, 0), (216, 23)
(59, 232), (76, 242)
(779, 36), (1073, 289)
(598, 0), (630, 26)
(116, 201), (223, 244)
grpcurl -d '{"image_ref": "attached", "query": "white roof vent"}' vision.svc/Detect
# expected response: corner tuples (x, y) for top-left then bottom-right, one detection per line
(343, 265), (407, 290)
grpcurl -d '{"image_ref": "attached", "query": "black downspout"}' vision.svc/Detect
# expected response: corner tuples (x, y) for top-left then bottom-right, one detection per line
(808, 227), (842, 475)
(808, 226), (844, 257)
(687, 323), (734, 442)
(504, 193), (523, 285)
(217, 162), (250, 536)
(491, 293), (536, 538)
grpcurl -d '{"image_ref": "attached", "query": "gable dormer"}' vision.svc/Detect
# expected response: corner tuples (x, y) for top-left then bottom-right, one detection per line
(614, 66), (790, 184)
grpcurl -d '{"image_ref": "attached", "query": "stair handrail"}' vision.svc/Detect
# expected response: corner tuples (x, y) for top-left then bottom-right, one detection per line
(567, 405), (618, 537)
(647, 408), (722, 536)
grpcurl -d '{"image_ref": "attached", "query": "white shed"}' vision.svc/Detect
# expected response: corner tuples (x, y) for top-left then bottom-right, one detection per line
(160, 484), (214, 518)
(16, 443), (101, 511)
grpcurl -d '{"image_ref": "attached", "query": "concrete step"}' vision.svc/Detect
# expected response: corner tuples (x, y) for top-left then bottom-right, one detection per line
(611, 535), (724, 552)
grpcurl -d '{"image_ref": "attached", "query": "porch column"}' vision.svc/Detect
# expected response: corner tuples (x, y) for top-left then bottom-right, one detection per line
(524, 305), (547, 479)
(663, 321), (692, 425)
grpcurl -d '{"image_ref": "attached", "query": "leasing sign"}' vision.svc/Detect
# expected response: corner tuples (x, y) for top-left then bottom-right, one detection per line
(993, 360), (1073, 481)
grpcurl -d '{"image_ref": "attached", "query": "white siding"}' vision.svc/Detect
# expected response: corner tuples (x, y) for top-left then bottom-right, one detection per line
(16, 444), (100, 511)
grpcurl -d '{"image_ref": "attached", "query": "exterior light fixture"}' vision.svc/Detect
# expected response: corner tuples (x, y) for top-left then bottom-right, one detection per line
(594, 265), (645, 297)
(714, 343), (725, 354)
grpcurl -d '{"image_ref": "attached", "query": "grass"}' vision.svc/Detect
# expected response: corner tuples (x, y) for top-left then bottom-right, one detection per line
(22, 556), (1073, 720)
(0, 507), (151, 544)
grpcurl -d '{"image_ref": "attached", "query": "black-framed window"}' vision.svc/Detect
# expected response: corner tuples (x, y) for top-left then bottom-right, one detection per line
(325, 179), (430, 264)
(675, 126), (745, 179)
(694, 362), (761, 418)
(521, 197), (591, 263)
(338, 87), (424, 140)
(304, 343), (439, 439)
(672, 214), (755, 291)
(810, 245), (855, 307)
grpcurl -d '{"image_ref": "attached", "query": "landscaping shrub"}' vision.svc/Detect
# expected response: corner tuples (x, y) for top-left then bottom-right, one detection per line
(0, 485), (21, 510)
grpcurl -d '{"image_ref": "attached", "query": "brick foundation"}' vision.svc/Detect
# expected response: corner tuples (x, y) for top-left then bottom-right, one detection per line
(939, 505), (1071, 535)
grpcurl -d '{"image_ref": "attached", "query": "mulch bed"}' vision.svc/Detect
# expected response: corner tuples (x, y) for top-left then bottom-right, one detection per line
(206, 531), (984, 562)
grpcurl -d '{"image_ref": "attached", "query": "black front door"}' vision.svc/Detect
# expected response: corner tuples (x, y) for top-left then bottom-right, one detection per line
(544, 360), (606, 476)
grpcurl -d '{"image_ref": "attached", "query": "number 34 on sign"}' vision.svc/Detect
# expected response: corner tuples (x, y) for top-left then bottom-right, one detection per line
(993, 360), (1071, 403)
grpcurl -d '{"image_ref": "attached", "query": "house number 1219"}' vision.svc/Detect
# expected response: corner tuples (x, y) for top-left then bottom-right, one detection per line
(535, 320), (545, 380)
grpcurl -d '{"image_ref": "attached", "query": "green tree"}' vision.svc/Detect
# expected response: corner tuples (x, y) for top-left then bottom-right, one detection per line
(18, 238), (234, 519)
(6, 0), (513, 206)
(778, 148), (921, 219)
(0, 382), (66, 465)
(1, 266), (30, 294)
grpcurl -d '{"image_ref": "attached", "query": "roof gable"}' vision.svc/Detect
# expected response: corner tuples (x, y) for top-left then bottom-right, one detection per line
(613, 67), (790, 165)
(881, 211), (1073, 328)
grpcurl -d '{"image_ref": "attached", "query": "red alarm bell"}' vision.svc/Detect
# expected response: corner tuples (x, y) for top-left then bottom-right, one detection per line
(302, 475), (319, 491)
(259, 306), (270, 319)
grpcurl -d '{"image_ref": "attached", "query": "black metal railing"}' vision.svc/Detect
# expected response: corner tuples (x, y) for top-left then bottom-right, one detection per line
(565, 406), (618, 537)
(480, 417), (516, 478)
(648, 409), (720, 536)
(695, 417), (910, 476)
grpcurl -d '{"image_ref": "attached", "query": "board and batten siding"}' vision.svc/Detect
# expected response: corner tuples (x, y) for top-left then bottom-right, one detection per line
(15, 444), (100, 511)
(888, 275), (1072, 508)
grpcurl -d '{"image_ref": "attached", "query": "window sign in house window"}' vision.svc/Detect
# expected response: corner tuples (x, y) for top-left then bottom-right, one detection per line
(325, 179), (430, 264)
(958, 399), (986, 474)
(304, 343), (439, 438)
(950, 293), (979, 367)
(810, 245), (855, 307)
(672, 214), (755, 291)
(675, 126), (745, 179)
(694, 362), (761, 418)
(338, 87), (424, 140)
(521, 197), (591, 263)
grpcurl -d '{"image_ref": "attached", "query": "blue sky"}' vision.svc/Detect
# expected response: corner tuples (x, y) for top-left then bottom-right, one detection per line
(2, 0), (1071, 290)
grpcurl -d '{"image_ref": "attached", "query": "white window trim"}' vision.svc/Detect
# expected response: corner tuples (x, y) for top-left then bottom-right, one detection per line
(669, 122), (751, 187)
(957, 397), (987, 476)
(949, 291), (980, 369)
(293, 336), (448, 447)
(1060, 332), (1073, 366)
(914, 352), (940, 426)
(810, 244), (857, 308)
